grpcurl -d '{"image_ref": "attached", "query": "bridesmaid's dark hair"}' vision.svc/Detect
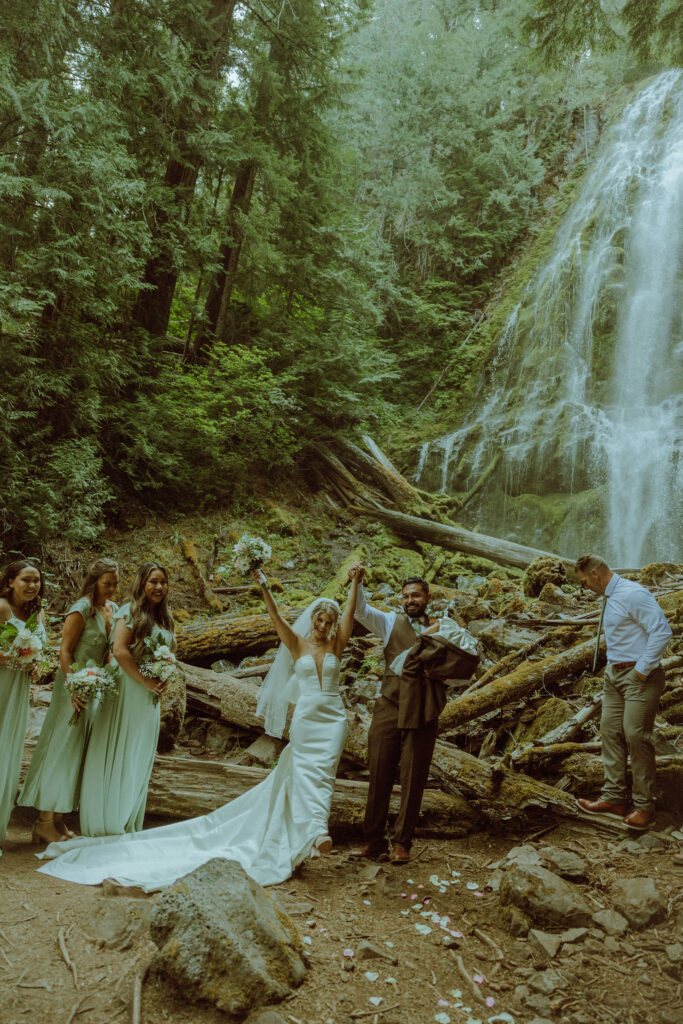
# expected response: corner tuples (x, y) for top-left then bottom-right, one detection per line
(76, 558), (119, 617)
(128, 561), (175, 658)
(0, 560), (45, 617)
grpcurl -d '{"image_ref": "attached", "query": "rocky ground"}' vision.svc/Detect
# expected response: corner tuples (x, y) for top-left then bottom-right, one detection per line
(2, 814), (682, 1024)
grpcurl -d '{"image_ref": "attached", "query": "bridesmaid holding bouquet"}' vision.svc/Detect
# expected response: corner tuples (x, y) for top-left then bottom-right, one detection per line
(0, 560), (47, 854)
(77, 561), (175, 836)
(19, 559), (119, 844)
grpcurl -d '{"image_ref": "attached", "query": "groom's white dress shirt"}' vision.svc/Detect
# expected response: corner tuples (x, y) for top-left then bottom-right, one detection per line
(603, 574), (672, 676)
(354, 583), (429, 649)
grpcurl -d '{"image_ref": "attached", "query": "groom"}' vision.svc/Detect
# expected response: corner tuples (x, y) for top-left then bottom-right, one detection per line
(348, 564), (438, 864)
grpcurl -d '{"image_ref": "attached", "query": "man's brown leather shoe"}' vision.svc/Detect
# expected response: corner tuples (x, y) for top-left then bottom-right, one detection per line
(349, 840), (387, 860)
(622, 808), (655, 831)
(389, 843), (410, 864)
(577, 797), (629, 819)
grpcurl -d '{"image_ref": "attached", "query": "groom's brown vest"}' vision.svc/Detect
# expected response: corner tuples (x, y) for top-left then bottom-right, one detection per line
(381, 614), (422, 704)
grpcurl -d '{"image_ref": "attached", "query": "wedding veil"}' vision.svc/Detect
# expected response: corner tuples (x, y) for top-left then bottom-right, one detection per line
(255, 597), (342, 738)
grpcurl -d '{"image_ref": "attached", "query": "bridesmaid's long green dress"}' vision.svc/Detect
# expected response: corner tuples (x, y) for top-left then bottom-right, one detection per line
(18, 597), (116, 814)
(0, 614), (47, 850)
(78, 604), (171, 836)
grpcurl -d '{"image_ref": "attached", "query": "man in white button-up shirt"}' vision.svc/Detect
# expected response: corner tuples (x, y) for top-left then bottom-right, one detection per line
(575, 554), (672, 830)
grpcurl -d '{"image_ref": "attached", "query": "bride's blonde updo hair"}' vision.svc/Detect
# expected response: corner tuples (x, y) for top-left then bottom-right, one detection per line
(308, 598), (341, 639)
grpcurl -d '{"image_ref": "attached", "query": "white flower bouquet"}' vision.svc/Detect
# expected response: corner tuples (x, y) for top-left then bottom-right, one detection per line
(65, 661), (119, 726)
(0, 613), (49, 675)
(225, 534), (272, 576)
(139, 635), (181, 705)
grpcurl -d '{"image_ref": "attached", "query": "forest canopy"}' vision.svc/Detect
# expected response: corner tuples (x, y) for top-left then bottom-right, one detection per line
(0, 0), (674, 550)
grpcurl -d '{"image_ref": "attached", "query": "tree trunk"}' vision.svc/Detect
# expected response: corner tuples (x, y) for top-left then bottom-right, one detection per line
(176, 611), (296, 663)
(333, 437), (424, 510)
(353, 505), (574, 571)
(439, 637), (604, 734)
(132, 0), (237, 336)
(145, 754), (479, 834)
(559, 752), (683, 812)
(179, 536), (224, 613)
(195, 159), (257, 354)
(510, 695), (603, 761)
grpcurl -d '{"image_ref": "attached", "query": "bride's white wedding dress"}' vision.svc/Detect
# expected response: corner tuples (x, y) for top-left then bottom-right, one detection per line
(37, 653), (348, 889)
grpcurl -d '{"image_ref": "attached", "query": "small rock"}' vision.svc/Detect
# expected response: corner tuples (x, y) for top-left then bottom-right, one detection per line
(622, 940), (637, 956)
(611, 877), (667, 930)
(529, 968), (564, 995)
(539, 846), (587, 881)
(249, 1013), (288, 1024)
(560, 927), (588, 944)
(149, 859), (306, 1015)
(528, 929), (562, 958)
(89, 898), (151, 950)
(355, 939), (397, 964)
(615, 839), (646, 855)
(503, 844), (543, 868)
(442, 935), (460, 948)
(592, 908), (628, 936)
(637, 831), (668, 849)
(604, 936), (621, 954)
(514, 967), (535, 978)
(500, 903), (532, 937)
(271, 897), (313, 916)
(499, 864), (592, 928)
(665, 942), (683, 963)
(584, 938), (604, 953)
(525, 992), (553, 1015)
(512, 984), (531, 1008)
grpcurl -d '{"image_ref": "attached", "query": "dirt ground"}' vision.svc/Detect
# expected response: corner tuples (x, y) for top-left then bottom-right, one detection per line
(1, 811), (682, 1024)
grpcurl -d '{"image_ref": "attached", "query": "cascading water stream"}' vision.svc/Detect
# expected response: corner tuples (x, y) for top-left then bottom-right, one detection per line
(417, 71), (683, 566)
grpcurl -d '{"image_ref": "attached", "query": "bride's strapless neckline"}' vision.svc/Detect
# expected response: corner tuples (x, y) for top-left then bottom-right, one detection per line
(294, 651), (339, 688)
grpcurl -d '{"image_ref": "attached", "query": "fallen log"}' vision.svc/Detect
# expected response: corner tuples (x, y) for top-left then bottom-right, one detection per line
(333, 437), (425, 511)
(176, 610), (296, 663)
(462, 626), (583, 696)
(559, 751), (683, 813)
(511, 695), (603, 763)
(351, 504), (574, 571)
(439, 636), (604, 734)
(513, 741), (602, 771)
(181, 663), (619, 827)
(145, 754), (479, 835)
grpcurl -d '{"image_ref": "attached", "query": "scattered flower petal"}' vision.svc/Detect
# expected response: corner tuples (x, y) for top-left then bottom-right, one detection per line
(414, 923), (432, 935)
(343, 948), (354, 958)
(385, 941), (394, 948)
(369, 996), (383, 1007)
(473, 973), (485, 984)
(466, 882), (480, 891)
(486, 997), (496, 1008)
(302, 936), (312, 945)
(410, 894), (418, 901)
(430, 874), (440, 885)
(438, 999), (450, 1007)
(363, 900), (371, 905)
(434, 1014), (451, 1024)
(364, 971), (379, 982)
(450, 989), (462, 999)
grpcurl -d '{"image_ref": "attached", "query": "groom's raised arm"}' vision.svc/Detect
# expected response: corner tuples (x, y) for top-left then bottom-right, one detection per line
(353, 577), (394, 645)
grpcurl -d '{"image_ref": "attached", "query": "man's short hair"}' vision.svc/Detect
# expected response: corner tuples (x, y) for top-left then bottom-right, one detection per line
(402, 576), (429, 594)
(575, 553), (609, 573)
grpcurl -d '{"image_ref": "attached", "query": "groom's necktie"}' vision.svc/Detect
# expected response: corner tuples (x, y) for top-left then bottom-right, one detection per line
(593, 595), (608, 673)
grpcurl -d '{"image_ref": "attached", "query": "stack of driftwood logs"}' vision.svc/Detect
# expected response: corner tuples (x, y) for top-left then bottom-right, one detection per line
(142, 441), (683, 837)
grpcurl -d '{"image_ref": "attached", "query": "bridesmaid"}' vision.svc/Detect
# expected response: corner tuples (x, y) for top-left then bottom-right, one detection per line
(19, 559), (119, 844)
(78, 562), (174, 836)
(0, 560), (47, 855)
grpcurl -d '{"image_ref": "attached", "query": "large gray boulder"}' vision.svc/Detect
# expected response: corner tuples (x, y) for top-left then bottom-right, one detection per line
(149, 859), (307, 1017)
(499, 864), (592, 929)
(610, 877), (667, 930)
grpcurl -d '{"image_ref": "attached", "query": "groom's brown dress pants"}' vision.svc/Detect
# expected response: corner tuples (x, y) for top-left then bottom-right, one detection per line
(363, 696), (439, 849)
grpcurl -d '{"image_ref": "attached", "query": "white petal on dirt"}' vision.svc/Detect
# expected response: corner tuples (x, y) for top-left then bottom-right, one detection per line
(369, 996), (383, 1007)
(487, 1015), (515, 1024)
(302, 936), (312, 945)
(434, 1014), (451, 1024)
(466, 882), (480, 890)
(414, 923), (432, 935)
(364, 971), (379, 982)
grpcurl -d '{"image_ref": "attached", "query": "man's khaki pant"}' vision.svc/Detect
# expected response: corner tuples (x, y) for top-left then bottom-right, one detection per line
(601, 663), (665, 811)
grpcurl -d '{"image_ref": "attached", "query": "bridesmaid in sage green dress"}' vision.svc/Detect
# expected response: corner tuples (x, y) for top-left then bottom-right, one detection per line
(78, 561), (175, 836)
(19, 559), (119, 844)
(0, 560), (47, 855)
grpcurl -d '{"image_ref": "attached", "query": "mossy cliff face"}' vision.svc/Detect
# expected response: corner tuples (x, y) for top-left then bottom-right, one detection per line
(409, 73), (683, 566)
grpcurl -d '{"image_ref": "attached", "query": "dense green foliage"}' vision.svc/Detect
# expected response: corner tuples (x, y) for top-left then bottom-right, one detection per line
(0, 0), (667, 549)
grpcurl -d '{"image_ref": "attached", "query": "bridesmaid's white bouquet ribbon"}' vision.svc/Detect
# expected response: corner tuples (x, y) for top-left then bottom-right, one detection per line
(225, 534), (272, 575)
(65, 661), (119, 726)
(0, 613), (49, 673)
(139, 636), (181, 705)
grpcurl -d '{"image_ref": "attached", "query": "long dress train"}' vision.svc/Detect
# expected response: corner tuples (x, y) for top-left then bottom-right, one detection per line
(18, 598), (116, 813)
(37, 653), (348, 887)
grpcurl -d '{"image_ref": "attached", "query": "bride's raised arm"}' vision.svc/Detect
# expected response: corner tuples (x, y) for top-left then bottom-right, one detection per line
(335, 568), (361, 656)
(252, 569), (301, 659)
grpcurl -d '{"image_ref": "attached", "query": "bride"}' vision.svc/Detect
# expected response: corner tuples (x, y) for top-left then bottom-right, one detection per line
(37, 568), (361, 889)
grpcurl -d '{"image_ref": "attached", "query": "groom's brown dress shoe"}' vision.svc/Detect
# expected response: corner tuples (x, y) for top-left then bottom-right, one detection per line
(389, 844), (410, 864)
(622, 809), (655, 831)
(576, 797), (629, 819)
(349, 840), (387, 860)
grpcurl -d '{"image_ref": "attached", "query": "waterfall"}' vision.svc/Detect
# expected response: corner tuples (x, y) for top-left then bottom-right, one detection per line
(418, 71), (683, 567)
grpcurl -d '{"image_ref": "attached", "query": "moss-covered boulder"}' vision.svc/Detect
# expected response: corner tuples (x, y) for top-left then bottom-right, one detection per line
(513, 697), (574, 745)
(523, 556), (570, 597)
